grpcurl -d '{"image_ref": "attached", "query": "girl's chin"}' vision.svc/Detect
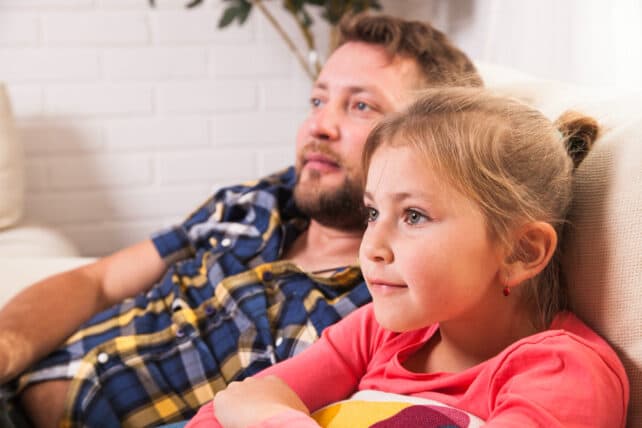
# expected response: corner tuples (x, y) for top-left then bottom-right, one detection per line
(373, 304), (430, 333)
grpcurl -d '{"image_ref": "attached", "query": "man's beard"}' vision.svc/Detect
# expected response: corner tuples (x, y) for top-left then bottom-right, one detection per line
(293, 169), (366, 231)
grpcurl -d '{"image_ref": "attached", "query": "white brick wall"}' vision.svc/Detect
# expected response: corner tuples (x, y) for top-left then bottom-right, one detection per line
(0, 0), (310, 255)
(3, 0), (637, 256)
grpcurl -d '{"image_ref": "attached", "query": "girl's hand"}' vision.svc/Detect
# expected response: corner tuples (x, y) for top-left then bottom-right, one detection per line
(214, 375), (311, 428)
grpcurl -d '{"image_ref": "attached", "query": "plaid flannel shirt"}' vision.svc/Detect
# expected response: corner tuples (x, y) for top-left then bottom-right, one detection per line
(12, 168), (370, 427)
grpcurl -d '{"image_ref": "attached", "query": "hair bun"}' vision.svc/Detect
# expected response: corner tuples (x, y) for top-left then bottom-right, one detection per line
(554, 110), (599, 168)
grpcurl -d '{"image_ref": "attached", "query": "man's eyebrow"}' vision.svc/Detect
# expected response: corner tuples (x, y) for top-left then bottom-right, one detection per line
(313, 82), (382, 96)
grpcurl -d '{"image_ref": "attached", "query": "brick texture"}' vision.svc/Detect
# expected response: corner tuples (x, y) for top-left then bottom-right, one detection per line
(2, 1), (312, 255)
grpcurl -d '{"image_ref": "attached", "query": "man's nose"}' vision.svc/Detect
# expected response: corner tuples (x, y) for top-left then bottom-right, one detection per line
(309, 105), (340, 141)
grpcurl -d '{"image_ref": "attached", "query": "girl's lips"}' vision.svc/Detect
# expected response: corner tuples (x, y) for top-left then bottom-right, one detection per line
(367, 279), (408, 294)
(369, 281), (406, 287)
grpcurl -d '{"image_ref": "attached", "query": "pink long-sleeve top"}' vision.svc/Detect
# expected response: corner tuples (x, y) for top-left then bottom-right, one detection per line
(188, 304), (629, 427)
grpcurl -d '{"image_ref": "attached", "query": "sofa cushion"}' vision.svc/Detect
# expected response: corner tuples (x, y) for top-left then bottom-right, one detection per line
(479, 63), (642, 427)
(563, 114), (641, 427)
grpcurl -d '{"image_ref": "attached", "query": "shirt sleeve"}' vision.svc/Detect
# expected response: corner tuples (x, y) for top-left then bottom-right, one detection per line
(485, 331), (629, 428)
(151, 168), (296, 266)
(247, 410), (320, 428)
(185, 401), (220, 428)
(256, 304), (381, 412)
(150, 191), (221, 265)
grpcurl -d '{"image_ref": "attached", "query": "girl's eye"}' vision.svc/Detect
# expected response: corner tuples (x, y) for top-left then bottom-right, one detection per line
(311, 97), (323, 108)
(405, 209), (428, 225)
(366, 207), (379, 222)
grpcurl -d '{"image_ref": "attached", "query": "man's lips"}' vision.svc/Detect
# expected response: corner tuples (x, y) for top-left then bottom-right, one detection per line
(303, 153), (340, 172)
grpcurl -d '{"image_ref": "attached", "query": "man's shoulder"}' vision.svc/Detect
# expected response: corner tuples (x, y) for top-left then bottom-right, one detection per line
(212, 166), (302, 225)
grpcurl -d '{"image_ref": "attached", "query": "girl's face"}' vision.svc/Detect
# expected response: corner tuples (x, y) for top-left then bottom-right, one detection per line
(359, 144), (506, 332)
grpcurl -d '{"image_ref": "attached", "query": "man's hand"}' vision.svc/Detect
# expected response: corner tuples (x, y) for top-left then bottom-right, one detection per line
(214, 375), (311, 428)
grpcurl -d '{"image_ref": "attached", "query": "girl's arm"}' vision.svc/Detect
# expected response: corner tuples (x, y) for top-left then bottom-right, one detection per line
(255, 304), (379, 411)
(213, 376), (314, 428)
(187, 305), (380, 427)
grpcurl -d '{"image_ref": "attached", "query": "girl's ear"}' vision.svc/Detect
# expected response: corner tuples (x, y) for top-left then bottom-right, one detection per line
(504, 222), (558, 287)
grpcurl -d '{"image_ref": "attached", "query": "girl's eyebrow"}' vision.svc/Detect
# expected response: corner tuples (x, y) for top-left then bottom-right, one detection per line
(364, 189), (429, 202)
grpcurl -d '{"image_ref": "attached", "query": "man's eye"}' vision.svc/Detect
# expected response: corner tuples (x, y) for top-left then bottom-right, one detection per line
(405, 209), (428, 225)
(366, 207), (378, 222)
(354, 101), (370, 111)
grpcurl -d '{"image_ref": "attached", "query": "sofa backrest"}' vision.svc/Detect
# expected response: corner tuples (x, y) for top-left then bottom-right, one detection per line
(479, 63), (642, 427)
(0, 83), (24, 230)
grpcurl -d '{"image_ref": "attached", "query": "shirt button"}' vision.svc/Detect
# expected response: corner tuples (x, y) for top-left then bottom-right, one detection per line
(220, 238), (232, 248)
(176, 328), (185, 338)
(262, 271), (274, 282)
(97, 352), (109, 364)
(205, 305), (215, 315)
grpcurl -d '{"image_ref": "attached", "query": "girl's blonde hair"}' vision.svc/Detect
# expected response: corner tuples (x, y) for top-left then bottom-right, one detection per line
(362, 88), (598, 328)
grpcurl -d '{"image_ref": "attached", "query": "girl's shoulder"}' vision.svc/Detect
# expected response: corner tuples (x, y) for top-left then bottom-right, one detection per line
(499, 311), (625, 374)
(486, 312), (629, 427)
(532, 311), (623, 366)
(495, 311), (628, 397)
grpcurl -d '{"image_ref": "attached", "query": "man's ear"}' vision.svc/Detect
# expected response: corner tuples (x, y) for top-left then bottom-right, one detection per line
(504, 221), (558, 287)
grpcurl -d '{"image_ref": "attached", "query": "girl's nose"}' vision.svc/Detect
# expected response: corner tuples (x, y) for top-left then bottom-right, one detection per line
(360, 225), (394, 264)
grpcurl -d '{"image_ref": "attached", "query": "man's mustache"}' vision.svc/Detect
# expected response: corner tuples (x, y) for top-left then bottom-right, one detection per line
(300, 141), (342, 166)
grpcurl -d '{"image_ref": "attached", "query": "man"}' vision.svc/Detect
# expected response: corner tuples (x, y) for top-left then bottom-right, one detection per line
(0, 13), (482, 427)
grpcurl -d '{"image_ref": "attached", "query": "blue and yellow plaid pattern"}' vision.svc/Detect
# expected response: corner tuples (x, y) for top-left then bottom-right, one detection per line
(13, 168), (370, 427)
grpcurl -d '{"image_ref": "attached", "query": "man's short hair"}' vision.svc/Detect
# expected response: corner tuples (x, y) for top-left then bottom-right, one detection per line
(337, 13), (483, 88)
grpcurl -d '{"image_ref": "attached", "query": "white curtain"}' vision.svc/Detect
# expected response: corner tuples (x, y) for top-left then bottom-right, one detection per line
(383, 0), (642, 89)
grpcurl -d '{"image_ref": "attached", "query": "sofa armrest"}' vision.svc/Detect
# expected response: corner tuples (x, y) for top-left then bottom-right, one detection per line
(0, 257), (96, 308)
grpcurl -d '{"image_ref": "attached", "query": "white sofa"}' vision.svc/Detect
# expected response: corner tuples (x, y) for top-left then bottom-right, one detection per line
(0, 84), (89, 304)
(0, 66), (640, 426)
(0, 83), (80, 261)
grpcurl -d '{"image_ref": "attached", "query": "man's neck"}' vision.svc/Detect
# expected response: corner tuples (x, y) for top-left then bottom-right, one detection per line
(283, 220), (363, 273)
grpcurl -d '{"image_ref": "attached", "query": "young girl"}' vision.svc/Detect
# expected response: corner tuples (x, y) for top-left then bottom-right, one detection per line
(186, 88), (629, 427)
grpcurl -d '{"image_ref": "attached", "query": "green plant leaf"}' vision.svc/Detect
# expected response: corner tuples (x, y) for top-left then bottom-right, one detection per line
(237, 0), (252, 25)
(218, 5), (241, 28)
(218, 1), (253, 28)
